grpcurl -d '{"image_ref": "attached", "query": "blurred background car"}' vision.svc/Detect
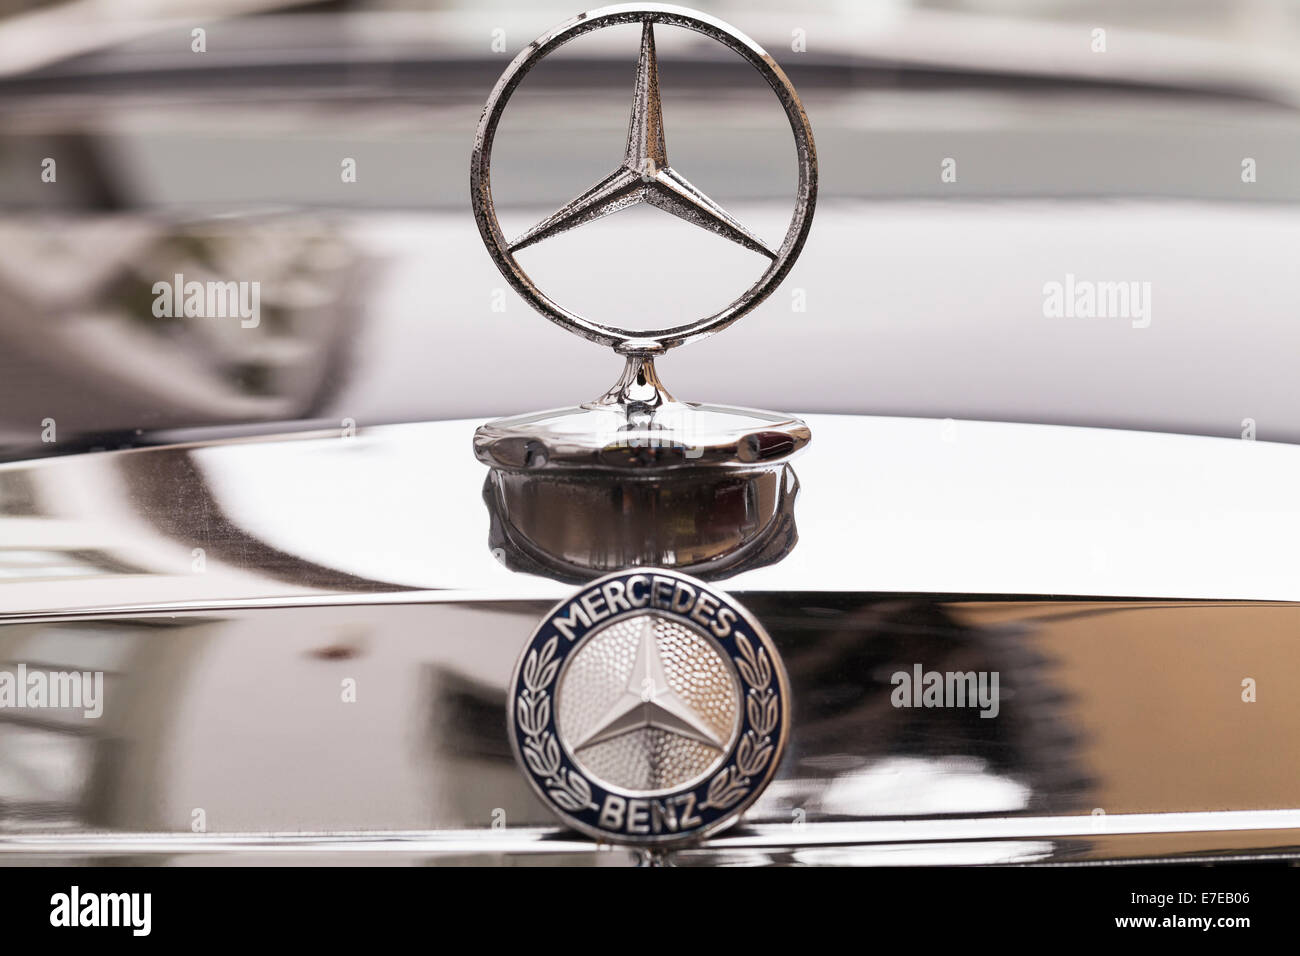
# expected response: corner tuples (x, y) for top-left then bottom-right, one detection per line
(1, 0), (1298, 461)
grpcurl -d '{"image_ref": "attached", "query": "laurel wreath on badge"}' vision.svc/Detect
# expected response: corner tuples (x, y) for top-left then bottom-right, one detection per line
(516, 636), (598, 812)
(700, 633), (779, 811)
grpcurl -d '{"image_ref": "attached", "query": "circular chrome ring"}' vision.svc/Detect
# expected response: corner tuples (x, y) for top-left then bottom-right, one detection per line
(470, 3), (818, 353)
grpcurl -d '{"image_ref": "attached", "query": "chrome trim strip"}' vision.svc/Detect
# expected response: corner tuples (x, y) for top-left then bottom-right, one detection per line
(0, 589), (561, 624)
(2, 591), (1290, 627)
(3, 810), (1297, 855)
(723, 810), (1300, 846)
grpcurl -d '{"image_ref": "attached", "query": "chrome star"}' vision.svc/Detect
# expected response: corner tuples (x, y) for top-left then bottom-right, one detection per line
(508, 21), (776, 260)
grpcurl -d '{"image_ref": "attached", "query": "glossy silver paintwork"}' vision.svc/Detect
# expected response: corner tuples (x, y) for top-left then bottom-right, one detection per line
(0, 416), (1298, 863)
(0, 592), (1297, 864)
(2, 416), (1300, 616)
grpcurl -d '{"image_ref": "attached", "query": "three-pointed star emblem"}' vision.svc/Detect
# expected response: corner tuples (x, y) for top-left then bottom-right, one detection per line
(571, 616), (726, 753)
(509, 20), (776, 260)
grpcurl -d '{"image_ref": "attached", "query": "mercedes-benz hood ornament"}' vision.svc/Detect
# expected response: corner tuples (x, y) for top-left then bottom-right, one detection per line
(471, 4), (816, 581)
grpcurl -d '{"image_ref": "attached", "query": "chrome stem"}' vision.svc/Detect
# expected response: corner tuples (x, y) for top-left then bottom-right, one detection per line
(589, 352), (677, 411)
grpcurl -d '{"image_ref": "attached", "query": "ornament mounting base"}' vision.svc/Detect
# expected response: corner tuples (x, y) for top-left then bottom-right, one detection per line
(473, 354), (809, 581)
(473, 354), (811, 473)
